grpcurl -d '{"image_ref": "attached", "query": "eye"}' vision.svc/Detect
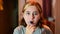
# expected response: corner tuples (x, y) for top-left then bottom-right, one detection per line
(33, 11), (38, 15)
(27, 12), (30, 15)
(26, 11), (30, 15)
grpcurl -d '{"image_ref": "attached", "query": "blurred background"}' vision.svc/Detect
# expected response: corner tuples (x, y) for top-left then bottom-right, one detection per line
(0, 0), (18, 34)
(0, 0), (60, 34)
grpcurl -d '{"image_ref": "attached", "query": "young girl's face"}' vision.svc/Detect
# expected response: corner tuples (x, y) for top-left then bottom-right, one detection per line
(23, 6), (41, 26)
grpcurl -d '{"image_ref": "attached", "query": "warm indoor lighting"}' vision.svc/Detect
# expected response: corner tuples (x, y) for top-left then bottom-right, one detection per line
(0, 0), (3, 11)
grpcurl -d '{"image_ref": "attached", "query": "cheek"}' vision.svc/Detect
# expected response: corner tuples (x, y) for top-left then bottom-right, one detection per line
(23, 15), (30, 24)
(24, 15), (28, 21)
(34, 15), (40, 22)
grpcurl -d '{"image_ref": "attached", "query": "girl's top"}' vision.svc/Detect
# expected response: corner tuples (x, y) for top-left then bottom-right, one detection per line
(13, 25), (53, 34)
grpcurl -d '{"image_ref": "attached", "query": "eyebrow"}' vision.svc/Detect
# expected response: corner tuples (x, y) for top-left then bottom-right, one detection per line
(33, 11), (38, 13)
(26, 11), (38, 13)
(26, 11), (30, 13)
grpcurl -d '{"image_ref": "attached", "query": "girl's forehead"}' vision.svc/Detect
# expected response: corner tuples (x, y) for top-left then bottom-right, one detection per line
(24, 4), (37, 9)
(25, 6), (38, 11)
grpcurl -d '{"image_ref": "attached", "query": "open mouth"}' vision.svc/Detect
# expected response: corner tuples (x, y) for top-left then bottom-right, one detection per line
(29, 21), (36, 26)
(30, 21), (34, 24)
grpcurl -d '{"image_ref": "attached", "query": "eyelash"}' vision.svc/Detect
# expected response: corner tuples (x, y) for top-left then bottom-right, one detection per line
(26, 12), (30, 15)
(34, 13), (37, 15)
(26, 12), (38, 15)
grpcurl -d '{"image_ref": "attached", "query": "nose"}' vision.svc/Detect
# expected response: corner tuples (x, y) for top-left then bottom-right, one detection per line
(31, 14), (35, 20)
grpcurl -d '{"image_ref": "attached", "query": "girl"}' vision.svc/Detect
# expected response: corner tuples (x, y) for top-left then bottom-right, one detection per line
(13, 1), (53, 34)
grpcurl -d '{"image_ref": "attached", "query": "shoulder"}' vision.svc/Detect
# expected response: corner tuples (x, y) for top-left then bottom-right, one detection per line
(42, 24), (51, 31)
(13, 25), (24, 34)
(14, 25), (24, 31)
(42, 24), (53, 34)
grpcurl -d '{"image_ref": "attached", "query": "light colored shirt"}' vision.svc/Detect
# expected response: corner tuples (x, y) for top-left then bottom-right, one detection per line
(13, 25), (53, 34)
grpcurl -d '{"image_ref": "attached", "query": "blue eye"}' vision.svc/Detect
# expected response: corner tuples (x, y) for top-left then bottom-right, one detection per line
(26, 12), (30, 15)
(34, 12), (38, 15)
(34, 13), (37, 15)
(25, 11), (30, 15)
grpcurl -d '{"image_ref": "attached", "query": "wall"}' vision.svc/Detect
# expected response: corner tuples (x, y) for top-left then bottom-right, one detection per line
(52, 0), (60, 34)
